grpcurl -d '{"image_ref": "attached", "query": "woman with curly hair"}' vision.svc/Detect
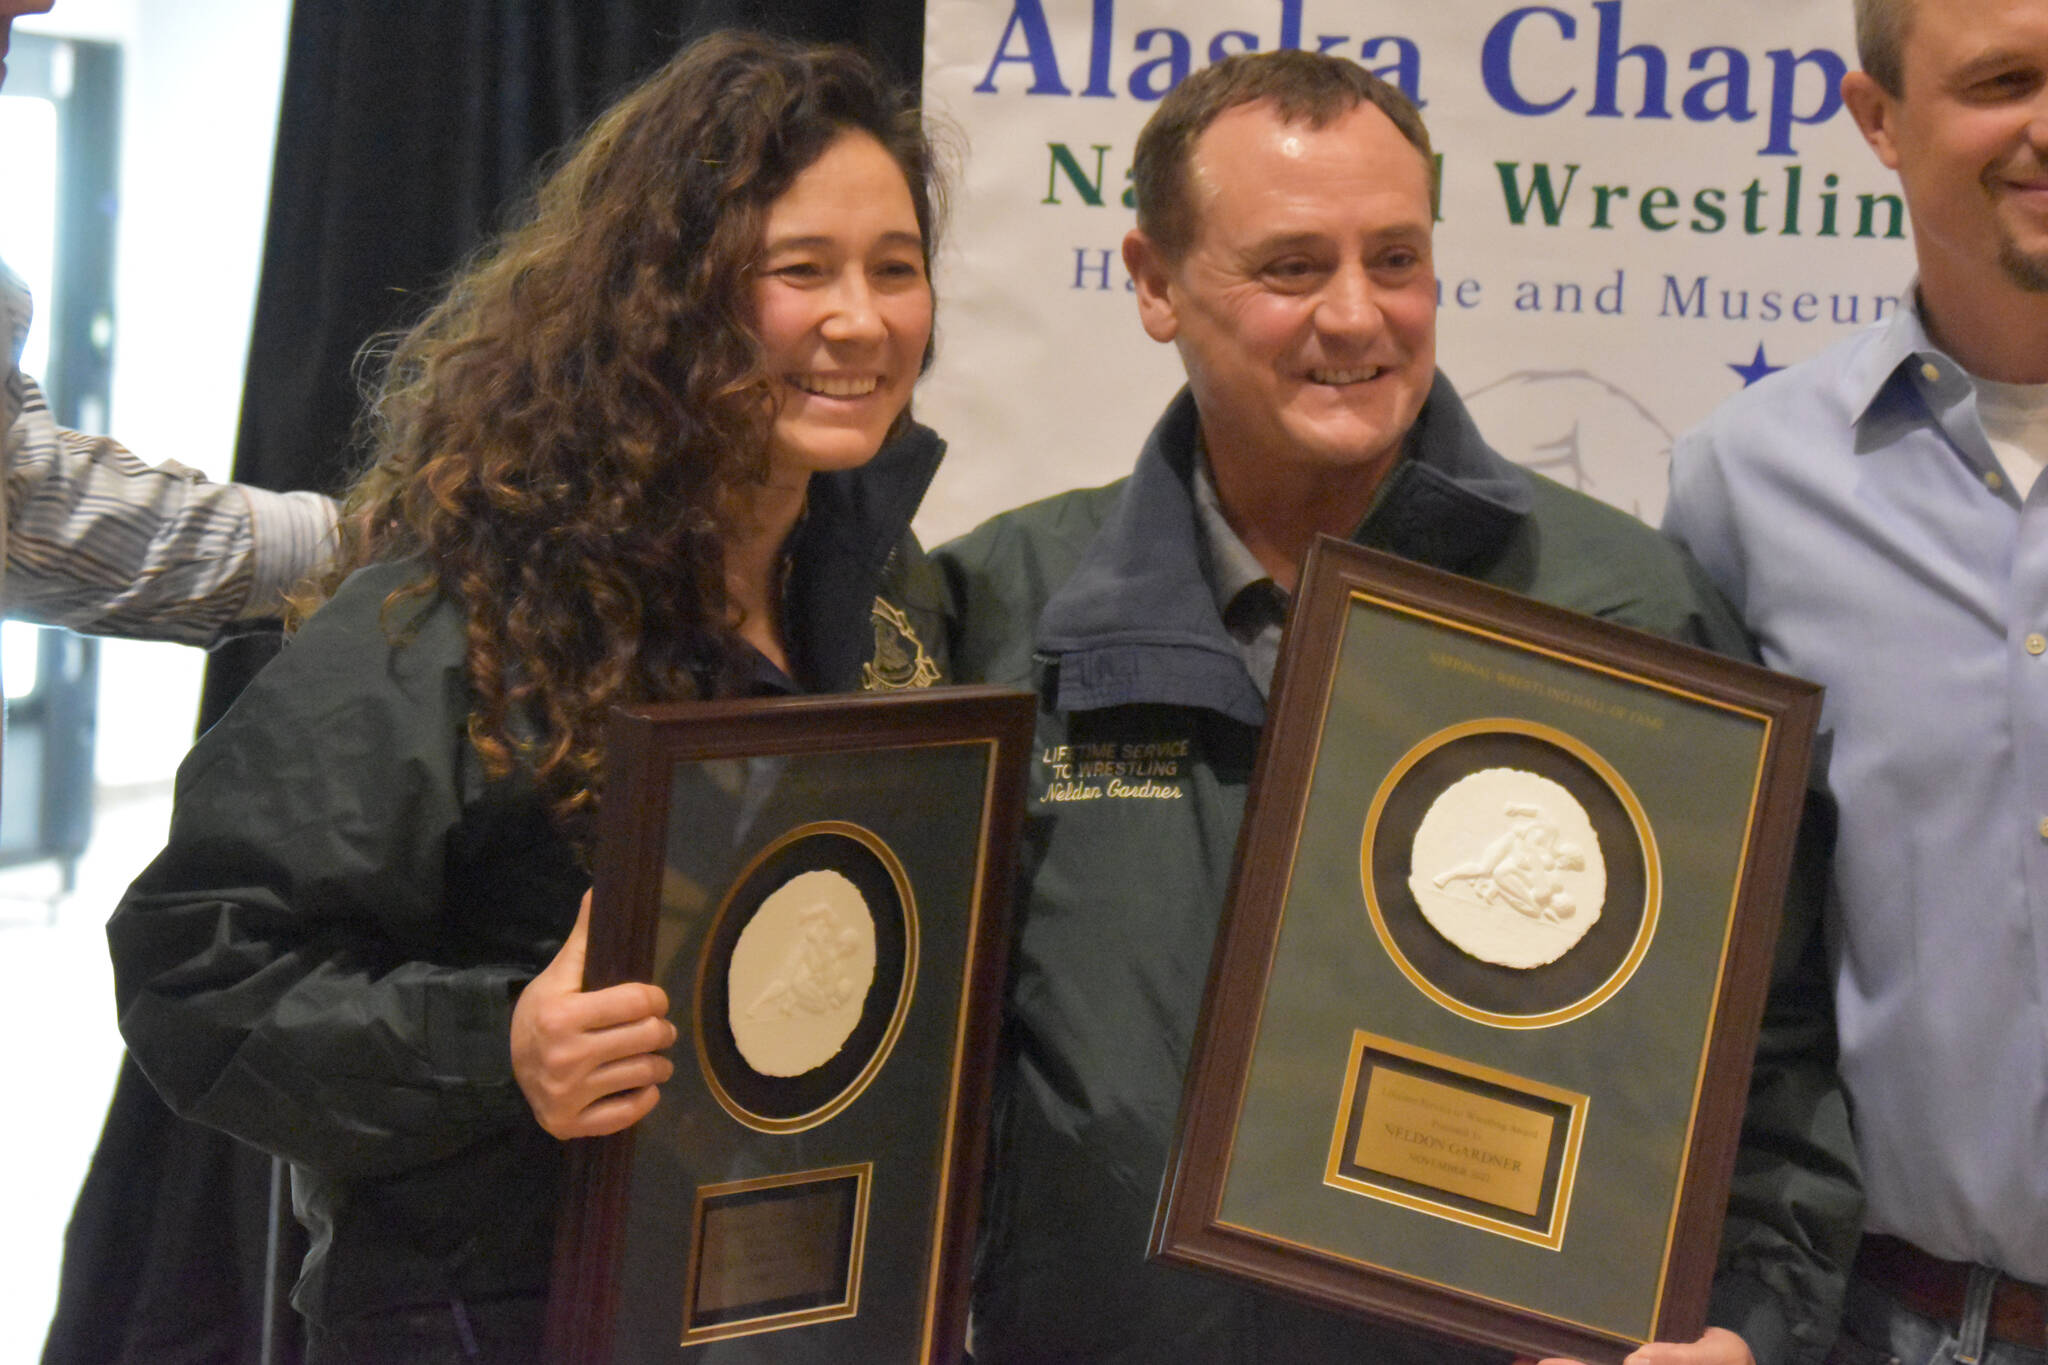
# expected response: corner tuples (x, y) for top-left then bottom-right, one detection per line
(106, 31), (948, 1363)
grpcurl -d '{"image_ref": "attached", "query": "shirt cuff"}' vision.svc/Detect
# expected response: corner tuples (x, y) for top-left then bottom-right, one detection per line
(236, 486), (340, 620)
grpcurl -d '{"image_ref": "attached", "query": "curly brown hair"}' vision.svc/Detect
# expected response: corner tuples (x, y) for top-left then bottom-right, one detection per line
(307, 31), (941, 836)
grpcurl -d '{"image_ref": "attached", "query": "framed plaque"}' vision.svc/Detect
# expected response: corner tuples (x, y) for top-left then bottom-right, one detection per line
(546, 686), (1034, 1363)
(1150, 539), (1821, 1363)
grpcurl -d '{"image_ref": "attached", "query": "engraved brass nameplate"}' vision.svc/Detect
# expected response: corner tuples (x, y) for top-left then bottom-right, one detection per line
(681, 1164), (869, 1344)
(1325, 1032), (1588, 1249)
(1353, 1067), (1554, 1216)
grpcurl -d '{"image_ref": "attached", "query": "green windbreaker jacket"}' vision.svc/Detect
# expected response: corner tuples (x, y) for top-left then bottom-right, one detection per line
(938, 380), (1858, 1365)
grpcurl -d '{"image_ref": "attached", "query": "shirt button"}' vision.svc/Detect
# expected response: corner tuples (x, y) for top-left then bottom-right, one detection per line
(1988, 470), (2006, 490)
(1921, 361), (1941, 382)
(2038, 816), (2048, 841)
(2029, 634), (2048, 656)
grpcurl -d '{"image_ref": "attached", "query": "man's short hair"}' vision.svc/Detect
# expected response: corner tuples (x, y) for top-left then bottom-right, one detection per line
(1855, 0), (1913, 96)
(1131, 49), (1436, 263)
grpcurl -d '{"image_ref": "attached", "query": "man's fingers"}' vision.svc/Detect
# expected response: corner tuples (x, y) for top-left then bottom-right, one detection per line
(1622, 1328), (1755, 1365)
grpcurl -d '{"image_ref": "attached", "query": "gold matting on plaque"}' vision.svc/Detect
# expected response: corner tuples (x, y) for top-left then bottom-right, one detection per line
(1325, 1032), (1587, 1250)
(694, 821), (920, 1135)
(1360, 718), (1661, 1030)
(680, 1164), (870, 1345)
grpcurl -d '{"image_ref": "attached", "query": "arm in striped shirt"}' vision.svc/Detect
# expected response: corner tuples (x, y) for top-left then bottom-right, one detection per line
(2, 369), (338, 646)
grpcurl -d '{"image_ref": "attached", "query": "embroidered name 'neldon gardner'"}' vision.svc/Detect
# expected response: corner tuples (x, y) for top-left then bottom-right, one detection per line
(1038, 738), (1189, 802)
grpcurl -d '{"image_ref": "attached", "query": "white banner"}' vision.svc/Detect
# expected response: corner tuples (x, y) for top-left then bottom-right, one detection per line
(915, 0), (1914, 541)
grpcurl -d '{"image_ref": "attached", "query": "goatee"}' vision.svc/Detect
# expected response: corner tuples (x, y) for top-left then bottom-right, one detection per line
(2000, 240), (2048, 293)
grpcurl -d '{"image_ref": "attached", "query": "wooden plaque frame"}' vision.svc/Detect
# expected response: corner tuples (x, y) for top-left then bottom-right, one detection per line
(547, 686), (1034, 1363)
(1151, 539), (1820, 1363)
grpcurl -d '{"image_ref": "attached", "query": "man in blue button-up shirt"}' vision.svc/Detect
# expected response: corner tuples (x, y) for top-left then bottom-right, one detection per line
(1665, 2), (2048, 1362)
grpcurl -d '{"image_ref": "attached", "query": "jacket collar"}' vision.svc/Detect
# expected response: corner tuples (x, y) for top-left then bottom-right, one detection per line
(1037, 374), (1531, 724)
(785, 418), (945, 691)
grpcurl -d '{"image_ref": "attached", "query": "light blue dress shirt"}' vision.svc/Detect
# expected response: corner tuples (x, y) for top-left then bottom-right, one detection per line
(1666, 294), (2048, 1280)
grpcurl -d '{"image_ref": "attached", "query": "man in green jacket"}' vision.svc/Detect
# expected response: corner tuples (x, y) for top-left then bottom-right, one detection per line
(938, 49), (1858, 1365)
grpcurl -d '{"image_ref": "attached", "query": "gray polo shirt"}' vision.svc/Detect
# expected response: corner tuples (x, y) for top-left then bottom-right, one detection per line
(1191, 451), (1289, 695)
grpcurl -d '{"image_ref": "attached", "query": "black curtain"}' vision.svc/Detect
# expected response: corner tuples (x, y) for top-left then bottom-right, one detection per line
(46, 4), (920, 1362)
(234, 0), (918, 500)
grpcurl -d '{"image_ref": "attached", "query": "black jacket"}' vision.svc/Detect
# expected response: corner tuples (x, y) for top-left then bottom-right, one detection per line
(107, 424), (950, 1339)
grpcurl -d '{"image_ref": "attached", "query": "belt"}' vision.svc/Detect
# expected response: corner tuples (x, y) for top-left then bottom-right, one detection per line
(1857, 1233), (2047, 1350)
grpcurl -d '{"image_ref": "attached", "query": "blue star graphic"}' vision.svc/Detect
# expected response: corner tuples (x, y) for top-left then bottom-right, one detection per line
(1728, 343), (1785, 388)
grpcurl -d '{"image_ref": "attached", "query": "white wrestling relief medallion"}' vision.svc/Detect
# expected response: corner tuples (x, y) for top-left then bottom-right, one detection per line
(1407, 768), (1606, 969)
(726, 869), (877, 1077)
